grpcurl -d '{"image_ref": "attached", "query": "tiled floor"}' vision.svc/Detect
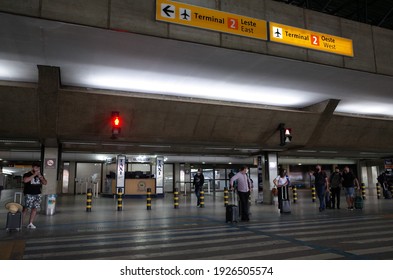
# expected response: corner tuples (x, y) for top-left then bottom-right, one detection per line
(1, 189), (393, 260)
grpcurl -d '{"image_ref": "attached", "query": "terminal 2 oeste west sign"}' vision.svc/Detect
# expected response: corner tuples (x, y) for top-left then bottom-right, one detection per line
(269, 22), (354, 57)
(156, 0), (268, 40)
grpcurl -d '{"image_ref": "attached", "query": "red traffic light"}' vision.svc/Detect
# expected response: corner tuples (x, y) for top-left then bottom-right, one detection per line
(111, 111), (121, 137)
(112, 116), (121, 127)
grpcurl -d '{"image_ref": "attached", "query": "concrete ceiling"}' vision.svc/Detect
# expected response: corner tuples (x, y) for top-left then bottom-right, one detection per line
(1, 12), (393, 163)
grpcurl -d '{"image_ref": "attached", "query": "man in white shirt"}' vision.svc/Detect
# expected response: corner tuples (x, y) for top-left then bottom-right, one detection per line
(230, 166), (252, 221)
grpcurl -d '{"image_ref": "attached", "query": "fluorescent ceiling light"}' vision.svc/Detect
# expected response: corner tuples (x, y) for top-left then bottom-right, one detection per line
(337, 102), (393, 116)
(84, 68), (314, 107)
(205, 147), (233, 150)
(139, 144), (171, 148)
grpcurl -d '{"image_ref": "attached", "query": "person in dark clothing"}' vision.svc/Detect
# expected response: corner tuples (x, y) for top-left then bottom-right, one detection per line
(311, 165), (329, 212)
(342, 166), (360, 210)
(23, 162), (47, 229)
(193, 168), (205, 207)
(329, 167), (343, 209)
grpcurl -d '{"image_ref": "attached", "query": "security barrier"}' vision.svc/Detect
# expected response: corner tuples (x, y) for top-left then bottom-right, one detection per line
(311, 185), (316, 202)
(146, 187), (152, 210)
(117, 190), (123, 211)
(200, 189), (205, 208)
(223, 187), (229, 207)
(86, 188), (92, 212)
(376, 183), (381, 199)
(292, 185), (297, 203)
(174, 187), (179, 209)
(361, 183), (366, 200)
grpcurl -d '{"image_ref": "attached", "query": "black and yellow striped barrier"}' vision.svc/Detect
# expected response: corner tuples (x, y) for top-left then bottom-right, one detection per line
(311, 185), (316, 202)
(86, 188), (92, 212)
(292, 185), (298, 203)
(200, 189), (205, 208)
(174, 187), (179, 209)
(376, 183), (381, 199)
(361, 183), (366, 200)
(224, 187), (229, 207)
(117, 190), (123, 211)
(146, 187), (152, 210)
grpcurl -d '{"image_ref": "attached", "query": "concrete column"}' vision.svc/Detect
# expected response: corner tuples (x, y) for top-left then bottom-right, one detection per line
(42, 147), (59, 195)
(37, 65), (61, 195)
(263, 152), (279, 204)
(37, 65), (60, 141)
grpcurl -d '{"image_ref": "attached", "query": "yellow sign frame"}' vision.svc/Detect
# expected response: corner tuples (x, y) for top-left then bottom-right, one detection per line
(156, 0), (268, 40)
(269, 22), (354, 57)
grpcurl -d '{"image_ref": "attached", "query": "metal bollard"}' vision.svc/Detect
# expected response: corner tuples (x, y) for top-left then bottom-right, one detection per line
(376, 183), (381, 199)
(146, 188), (152, 210)
(311, 185), (316, 202)
(174, 187), (179, 209)
(200, 189), (205, 208)
(117, 190), (123, 211)
(86, 188), (92, 212)
(361, 183), (366, 200)
(292, 185), (298, 203)
(224, 187), (229, 207)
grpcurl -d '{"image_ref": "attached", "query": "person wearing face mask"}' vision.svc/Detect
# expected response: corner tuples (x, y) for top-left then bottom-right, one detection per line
(193, 168), (205, 207)
(230, 166), (252, 221)
(310, 165), (329, 212)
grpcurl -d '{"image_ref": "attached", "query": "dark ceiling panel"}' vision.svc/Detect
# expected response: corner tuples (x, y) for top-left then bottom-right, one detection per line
(274, 0), (393, 30)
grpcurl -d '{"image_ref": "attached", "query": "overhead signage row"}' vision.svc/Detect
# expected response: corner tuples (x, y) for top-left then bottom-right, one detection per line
(155, 0), (354, 57)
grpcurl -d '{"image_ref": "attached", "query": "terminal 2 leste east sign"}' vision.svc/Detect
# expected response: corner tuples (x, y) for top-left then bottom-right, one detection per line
(156, 0), (268, 40)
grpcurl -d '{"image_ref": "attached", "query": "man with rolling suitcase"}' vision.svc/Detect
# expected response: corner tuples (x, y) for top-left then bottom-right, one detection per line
(229, 166), (252, 222)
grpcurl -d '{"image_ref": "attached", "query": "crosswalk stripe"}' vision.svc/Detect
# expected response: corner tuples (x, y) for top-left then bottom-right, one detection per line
(25, 225), (237, 245)
(349, 245), (393, 255)
(24, 230), (250, 251)
(21, 214), (393, 260)
(98, 239), (292, 260)
(24, 234), (271, 259)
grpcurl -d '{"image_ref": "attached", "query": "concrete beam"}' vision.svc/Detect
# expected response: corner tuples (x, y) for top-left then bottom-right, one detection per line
(37, 65), (60, 145)
(302, 99), (340, 147)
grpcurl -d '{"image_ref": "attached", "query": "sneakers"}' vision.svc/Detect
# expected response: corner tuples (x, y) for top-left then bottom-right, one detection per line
(26, 223), (36, 229)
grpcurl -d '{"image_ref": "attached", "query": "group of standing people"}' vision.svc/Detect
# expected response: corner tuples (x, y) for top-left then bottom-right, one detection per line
(312, 165), (360, 212)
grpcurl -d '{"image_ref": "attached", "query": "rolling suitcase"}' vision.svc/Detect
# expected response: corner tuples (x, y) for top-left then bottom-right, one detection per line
(280, 185), (291, 214)
(6, 212), (22, 231)
(226, 190), (239, 223)
(354, 192), (363, 209)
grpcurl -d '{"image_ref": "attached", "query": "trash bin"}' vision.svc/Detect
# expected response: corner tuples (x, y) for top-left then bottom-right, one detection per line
(45, 194), (57, 215)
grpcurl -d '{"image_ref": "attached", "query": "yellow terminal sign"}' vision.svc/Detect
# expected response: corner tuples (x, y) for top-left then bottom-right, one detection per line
(156, 0), (268, 40)
(270, 22), (354, 57)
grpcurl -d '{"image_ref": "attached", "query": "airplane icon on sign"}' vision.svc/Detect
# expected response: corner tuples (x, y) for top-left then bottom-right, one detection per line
(273, 27), (283, 39)
(180, 8), (191, 21)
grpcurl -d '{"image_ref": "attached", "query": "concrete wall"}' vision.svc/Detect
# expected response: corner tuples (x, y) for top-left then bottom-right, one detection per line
(0, 0), (392, 76)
